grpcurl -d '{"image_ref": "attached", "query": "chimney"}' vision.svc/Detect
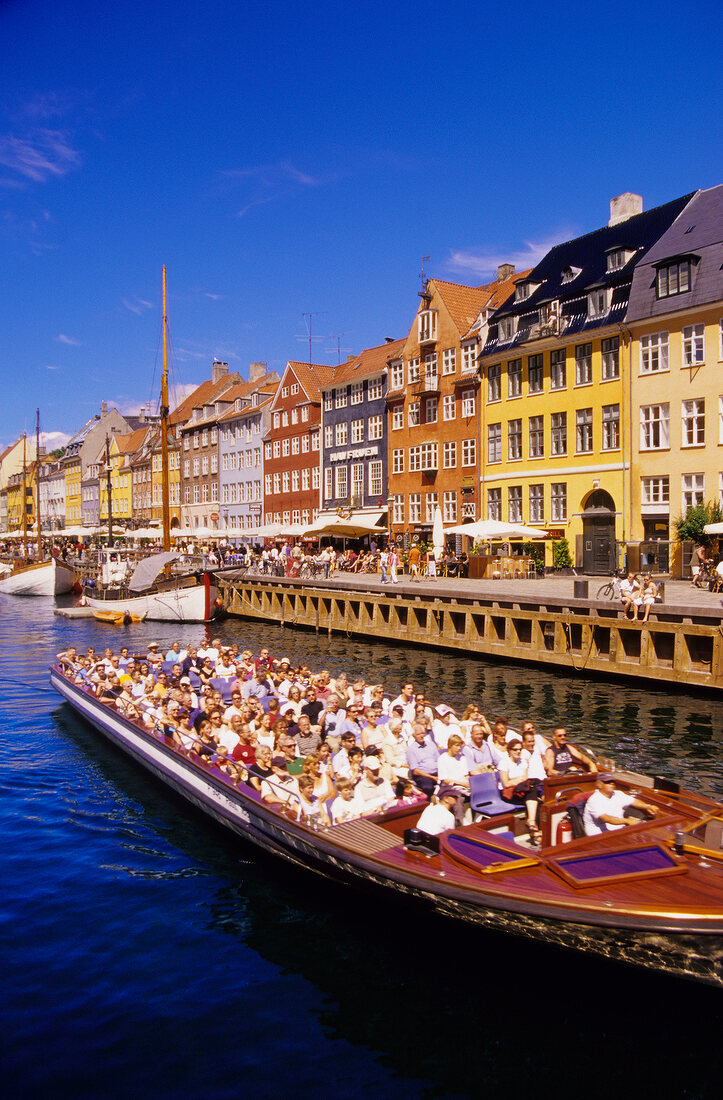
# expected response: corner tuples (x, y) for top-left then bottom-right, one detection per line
(139, 406), (145, 422)
(101, 401), (108, 417)
(248, 361), (266, 383)
(497, 264), (515, 283)
(609, 192), (643, 226)
(211, 359), (229, 384)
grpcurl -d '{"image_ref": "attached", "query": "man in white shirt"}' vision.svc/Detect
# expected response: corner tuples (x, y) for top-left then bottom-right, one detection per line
(583, 773), (658, 836)
(416, 786), (458, 835)
(389, 681), (416, 722)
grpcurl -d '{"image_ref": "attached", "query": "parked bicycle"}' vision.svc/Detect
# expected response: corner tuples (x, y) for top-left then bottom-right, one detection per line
(596, 570), (625, 601)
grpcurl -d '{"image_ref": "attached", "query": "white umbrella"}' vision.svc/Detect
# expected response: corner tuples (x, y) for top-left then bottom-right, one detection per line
(304, 515), (384, 538)
(444, 519), (548, 540)
(432, 505), (445, 559)
(703, 523), (723, 535)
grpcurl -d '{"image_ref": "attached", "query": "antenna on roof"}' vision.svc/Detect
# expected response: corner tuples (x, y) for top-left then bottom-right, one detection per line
(295, 312), (326, 364)
(325, 332), (353, 364)
(419, 256), (431, 291)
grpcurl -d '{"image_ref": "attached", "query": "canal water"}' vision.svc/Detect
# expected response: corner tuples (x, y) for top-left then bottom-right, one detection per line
(2, 595), (722, 1098)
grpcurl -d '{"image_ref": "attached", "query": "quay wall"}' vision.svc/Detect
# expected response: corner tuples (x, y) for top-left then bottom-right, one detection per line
(218, 576), (723, 692)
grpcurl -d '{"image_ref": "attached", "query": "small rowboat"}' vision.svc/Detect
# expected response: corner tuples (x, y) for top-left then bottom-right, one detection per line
(90, 608), (148, 625)
(50, 662), (723, 987)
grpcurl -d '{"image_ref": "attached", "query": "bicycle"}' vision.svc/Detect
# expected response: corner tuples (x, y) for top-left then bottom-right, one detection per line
(596, 571), (625, 601)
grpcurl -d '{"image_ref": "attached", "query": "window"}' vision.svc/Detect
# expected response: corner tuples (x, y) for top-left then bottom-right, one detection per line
(193, 431), (199, 448)
(488, 487), (501, 521)
(576, 408), (593, 453)
(202, 429), (208, 447)
(335, 388), (347, 409)
(273, 440), (280, 458)
(641, 332), (669, 373)
(311, 431), (320, 451)
(529, 484), (544, 523)
(301, 435), (309, 453)
(528, 354), (543, 393)
(281, 386), (289, 398)
(281, 411), (289, 427)
(550, 349), (566, 389)
(335, 466), (348, 498)
(265, 442), (272, 460)
(461, 343), (477, 373)
(291, 408), (298, 424)
(351, 419), (364, 444)
(657, 259), (691, 299)
(290, 383), (299, 396)
(368, 415), (383, 440)
(301, 405), (309, 422)
(281, 439), (290, 457)
(350, 381), (364, 405)
(393, 495), (404, 524)
(461, 389), (476, 417)
(575, 343), (592, 385)
(302, 468), (311, 490)
(508, 358), (522, 397)
(602, 404), (620, 450)
(335, 423), (348, 447)
(324, 425), (333, 449)
(291, 470), (299, 492)
(282, 471), (290, 493)
(409, 493), (421, 523)
(193, 484), (200, 503)
(443, 394), (456, 421)
(423, 352), (437, 385)
(418, 310), (437, 343)
(640, 403), (670, 449)
(368, 377), (382, 400)
(641, 476), (669, 506)
(508, 419), (522, 460)
(682, 399), (705, 446)
(462, 438), (476, 467)
(425, 398), (437, 424)
(719, 396), (723, 444)
(601, 336), (620, 380)
(408, 358), (420, 384)
(508, 485), (522, 523)
(487, 363), (501, 402)
(488, 423), (502, 463)
(443, 348), (456, 375)
(443, 491), (457, 522)
(368, 461), (382, 498)
(392, 448), (404, 474)
(419, 442), (438, 470)
(351, 463), (364, 501)
(324, 468), (333, 500)
(183, 459), (190, 477)
(443, 441), (457, 468)
(425, 492), (439, 523)
(551, 483), (567, 521)
(551, 412), (567, 455)
(193, 457), (200, 477)
(392, 404), (404, 430)
(587, 288), (609, 318)
(682, 473), (704, 511)
(291, 436), (300, 454)
(273, 471), (281, 492)
(682, 324), (705, 367)
(529, 415), (544, 458)
(607, 249), (626, 272)
(408, 402), (420, 427)
(211, 454), (218, 474)
(497, 317), (515, 342)
(184, 435), (190, 451)
(390, 361), (404, 389)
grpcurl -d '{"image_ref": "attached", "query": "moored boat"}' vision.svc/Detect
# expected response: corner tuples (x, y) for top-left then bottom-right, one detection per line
(0, 556), (76, 597)
(50, 660), (723, 987)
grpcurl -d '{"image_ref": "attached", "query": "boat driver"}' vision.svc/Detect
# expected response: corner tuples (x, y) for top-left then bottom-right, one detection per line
(583, 773), (659, 835)
(544, 726), (597, 777)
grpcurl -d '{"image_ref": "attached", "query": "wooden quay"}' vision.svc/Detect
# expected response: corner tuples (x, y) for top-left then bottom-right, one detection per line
(218, 572), (723, 692)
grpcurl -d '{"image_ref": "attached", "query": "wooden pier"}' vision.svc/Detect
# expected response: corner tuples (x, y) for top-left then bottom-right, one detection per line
(218, 573), (723, 692)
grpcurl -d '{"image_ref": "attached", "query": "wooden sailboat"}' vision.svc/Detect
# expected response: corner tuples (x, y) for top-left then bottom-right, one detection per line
(0, 414), (76, 597)
(83, 267), (219, 622)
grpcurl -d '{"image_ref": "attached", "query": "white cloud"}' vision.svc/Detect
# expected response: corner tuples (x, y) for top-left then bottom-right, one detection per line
(45, 364), (59, 370)
(122, 296), (154, 315)
(40, 430), (71, 449)
(56, 333), (81, 346)
(222, 160), (322, 218)
(169, 382), (200, 408)
(0, 129), (80, 184)
(446, 235), (570, 279)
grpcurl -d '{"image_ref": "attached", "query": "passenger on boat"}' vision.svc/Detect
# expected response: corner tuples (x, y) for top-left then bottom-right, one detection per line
(389, 681), (416, 722)
(57, 647), (79, 672)
(165, 641), (186, 663)
(520, 729), (547, 781)
(290, 714), (322, 757)
(463, 724), (495, 774)
(329, 777), (364, 824)
(146, 643), (163, 670)
(355, 756), (395, 814)
(498, 739), (543, 845)
(232, 724), (258, 767)
(277, 733), (305, 776)
(260, 757), (300, 814)
(181, 646), (201, 675)
(487, 721), (510, 766)
(583, 773), (659, 835)
(331, 732), (359, 778)
(416, 786), (459, 835)
(247, 745), (274, 792)
(406, 724), (440, 799)
(296, 775), (331, 826)
(377, 717), (408, 780)
(544, 726), (597, 776)
(320, 696), (346, 749)
(432, 704), (463, 749)
(301, 753), (335, 803)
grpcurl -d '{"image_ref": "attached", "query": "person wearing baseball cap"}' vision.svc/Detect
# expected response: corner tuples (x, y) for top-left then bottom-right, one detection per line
(583, 773), (659, 836)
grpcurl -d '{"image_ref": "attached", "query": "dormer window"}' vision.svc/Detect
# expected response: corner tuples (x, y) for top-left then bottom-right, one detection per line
(561, 266), (582, 284)
(587, 287), (610, 318)
(514, 282), (538, 302)
(606, 248), (633, 272)
(656, 258), (693, 299)
(418, 309), (437, 344)
(497, 316), (516, 342)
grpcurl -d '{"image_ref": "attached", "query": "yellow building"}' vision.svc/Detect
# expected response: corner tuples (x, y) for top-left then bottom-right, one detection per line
(478, 192), (693, 572)
(99, 432), (141, 525)
(63, 446), (83, 526)
(626, 184), (723, 575)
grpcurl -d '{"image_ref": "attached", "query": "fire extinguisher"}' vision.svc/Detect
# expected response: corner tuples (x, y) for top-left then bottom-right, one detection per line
(558, 814), (573, 843)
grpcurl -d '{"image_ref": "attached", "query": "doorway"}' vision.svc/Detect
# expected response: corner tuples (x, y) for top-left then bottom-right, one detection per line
(581, 490), (617, 574)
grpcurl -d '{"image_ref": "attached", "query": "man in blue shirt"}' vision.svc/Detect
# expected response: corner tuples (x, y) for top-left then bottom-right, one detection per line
(463, 723), (495, 774)
(406, 723), (440, 799)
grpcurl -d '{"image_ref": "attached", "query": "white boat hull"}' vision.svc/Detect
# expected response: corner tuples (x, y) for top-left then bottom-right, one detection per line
(84, 576), (218, 622)
(0, 558), (75, 596)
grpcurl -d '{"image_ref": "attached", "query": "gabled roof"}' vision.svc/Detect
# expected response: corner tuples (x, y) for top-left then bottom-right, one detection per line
(319, 339), (406, 391)
(169, 371), (242, 428)
(114, 427), (149, 457)
(429, 279), (522, 336)
(271, 362), (338, 408)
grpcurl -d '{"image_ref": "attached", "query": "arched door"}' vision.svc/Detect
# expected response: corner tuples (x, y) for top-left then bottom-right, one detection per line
(581, 490), (616, 574)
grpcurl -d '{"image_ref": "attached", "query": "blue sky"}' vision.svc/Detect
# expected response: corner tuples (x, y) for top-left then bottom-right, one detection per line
(1, 0), (720, 450)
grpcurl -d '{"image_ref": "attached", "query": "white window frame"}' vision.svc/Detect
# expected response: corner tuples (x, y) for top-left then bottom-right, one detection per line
(682, 398), (705, 446)
(640, 403), (670, 450)
(682, 324), (705, 367)
(641, 332), (669, 374)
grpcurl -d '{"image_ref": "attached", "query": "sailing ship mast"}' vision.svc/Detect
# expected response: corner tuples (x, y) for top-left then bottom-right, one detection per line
(35, 408), (42, 561)
(21, 433), (28, 555)
(161, 266), (171, 553)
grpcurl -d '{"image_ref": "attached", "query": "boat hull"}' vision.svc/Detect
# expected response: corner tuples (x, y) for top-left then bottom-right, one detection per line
(84, 575), (217, 622)
(0, 558), (75, 596)
(50, 668), (723, 987)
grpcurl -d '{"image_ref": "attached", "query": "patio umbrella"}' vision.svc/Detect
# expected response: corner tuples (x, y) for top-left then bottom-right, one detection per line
(432, 506), (445, 558)
(443, 519), (548, 541)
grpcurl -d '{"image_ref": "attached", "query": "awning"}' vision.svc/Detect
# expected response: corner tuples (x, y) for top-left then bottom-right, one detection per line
(305, 510), (386, 538)
(129, 552), (180, 592)
(444, 519), (550, 540)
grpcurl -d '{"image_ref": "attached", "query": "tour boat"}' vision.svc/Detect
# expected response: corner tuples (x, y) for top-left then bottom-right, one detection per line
(50, 661), (723, 987)
(82, 268), (218, 623)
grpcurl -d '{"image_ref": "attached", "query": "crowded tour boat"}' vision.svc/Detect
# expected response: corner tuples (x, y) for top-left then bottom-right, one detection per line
(50, 639), (723, 987)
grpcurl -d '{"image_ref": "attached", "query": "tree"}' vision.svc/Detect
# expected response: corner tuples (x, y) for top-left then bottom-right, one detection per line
(674, 501), (722, 546)
(552, 537), (572, 569)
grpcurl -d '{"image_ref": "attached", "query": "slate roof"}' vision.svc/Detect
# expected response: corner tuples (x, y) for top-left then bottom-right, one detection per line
(626, 184), (723, 322)
(481, 192), (694, 356)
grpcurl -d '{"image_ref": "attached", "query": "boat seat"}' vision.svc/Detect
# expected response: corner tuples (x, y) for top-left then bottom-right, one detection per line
(470, 772), (517, 817)
(161, 661), (176, 675)
(188, 670), (202, 689)
(210, 677), (234, 703)
(565, 791), (590, 838)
